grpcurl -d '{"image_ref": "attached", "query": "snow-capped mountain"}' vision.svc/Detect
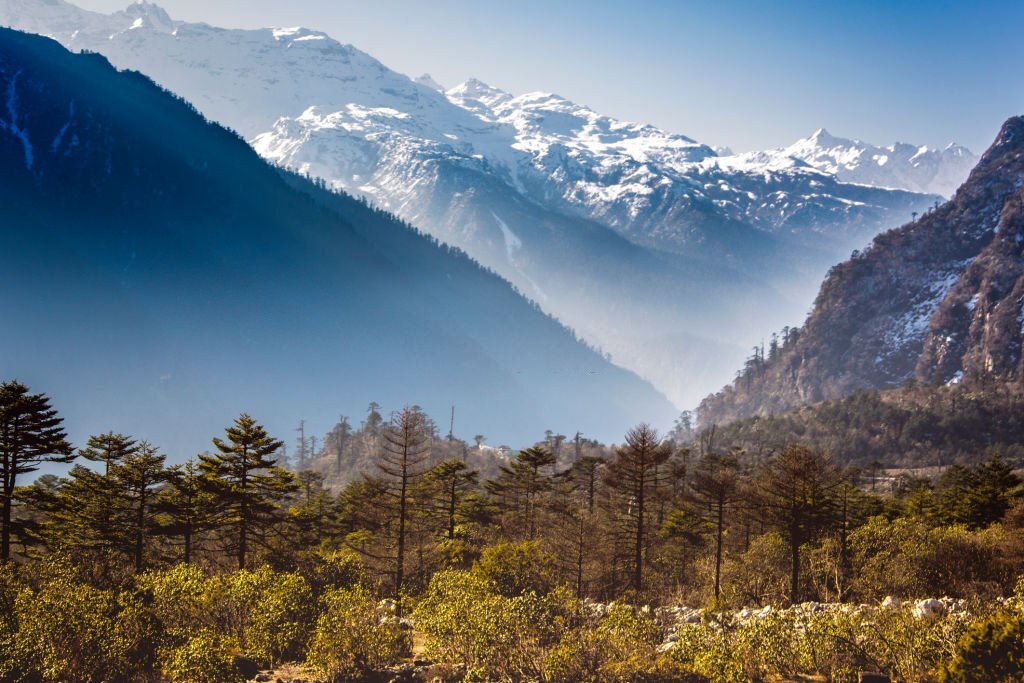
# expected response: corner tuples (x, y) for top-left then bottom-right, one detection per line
(0, 0), (941, 408)
(779, 128), (977, 197)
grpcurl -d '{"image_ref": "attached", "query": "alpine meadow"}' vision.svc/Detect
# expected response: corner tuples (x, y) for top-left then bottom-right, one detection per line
(2, 1), (1024, 681)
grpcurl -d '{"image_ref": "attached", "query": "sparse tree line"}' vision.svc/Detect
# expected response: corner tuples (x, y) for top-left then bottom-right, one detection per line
(2, 379), (1024, 681)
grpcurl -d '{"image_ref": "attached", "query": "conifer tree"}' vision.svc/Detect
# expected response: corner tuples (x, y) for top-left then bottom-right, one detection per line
(419, 459), (478, 541)
(688, 450), (742, 601)
(78, 432), (138, 476)
(375, 407), (430, 610)
(0, 381), (74, 560)
(755, 444), (842, 604)
(114, 442), (166, 572)
(486, 446), (556, 540)
(603, 424), (670, 593)
(155, 459), (214, 564)
(199, 414), (296, 569)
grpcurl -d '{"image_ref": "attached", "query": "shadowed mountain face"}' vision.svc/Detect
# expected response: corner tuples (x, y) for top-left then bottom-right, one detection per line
(0, 0), (942, 407)
(0, 28), (678, 456)
(699, 116), (1024, 427)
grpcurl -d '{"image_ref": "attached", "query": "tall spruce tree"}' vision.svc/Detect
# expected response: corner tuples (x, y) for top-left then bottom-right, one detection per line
(0, 381), (74, 560)
(688, 450), (742, 601)
(756, 444), (842, 604)
(200, 414), (296, 569)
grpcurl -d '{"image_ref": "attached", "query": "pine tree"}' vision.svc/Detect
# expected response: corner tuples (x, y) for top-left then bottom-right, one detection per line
(688, 450), (742, 601)
(113, 442), (166, 572)
(0, 381), (74, 560)
(199, 414), (297, 569)
(603, 424), (670, 593)
(486, 446), (556, 540)
(78, 432), (138, 476)
(155, 459), (214, 564)
(755, 444), (842, 604)
(375, 407), (430, 611)
(418, 459), (478, 541)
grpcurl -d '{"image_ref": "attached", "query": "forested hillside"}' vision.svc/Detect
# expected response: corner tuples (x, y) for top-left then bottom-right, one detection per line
(0, 27), (675, 454)
(699, 117), (1024, 427)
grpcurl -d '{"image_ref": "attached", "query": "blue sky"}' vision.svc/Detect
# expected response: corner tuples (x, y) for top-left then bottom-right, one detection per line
(75, 0), (1024, 154)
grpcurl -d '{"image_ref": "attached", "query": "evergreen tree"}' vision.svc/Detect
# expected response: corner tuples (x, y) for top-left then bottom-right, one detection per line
(375, 407), (430, 611)
(418, 459), (478, 541)
(755, 444), (843, 604)
(199, 414), (297, 569)
(78, 432), (138, 476)
(0, 381), (74, 560)
(688, 450), (742, 601)
(114, 442), (166, 572)
(486, 446), (556, 540)
(154, 459), (214, 564)
(602, 424), (670, 593)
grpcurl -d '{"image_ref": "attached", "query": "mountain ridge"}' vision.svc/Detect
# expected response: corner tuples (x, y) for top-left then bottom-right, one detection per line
(0, 26), (676, 456)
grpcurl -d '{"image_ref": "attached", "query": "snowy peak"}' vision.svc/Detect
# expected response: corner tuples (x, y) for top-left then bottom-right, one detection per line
(781, 129), (978, 197)
(414, 73), (444, 92)
(118, 1), (174, 33)
(446, 78), (513, 118)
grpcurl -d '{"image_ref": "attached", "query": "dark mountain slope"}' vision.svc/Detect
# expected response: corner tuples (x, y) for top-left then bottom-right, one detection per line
(698, 116), (1024, 426)
(0, 28), (676, 455)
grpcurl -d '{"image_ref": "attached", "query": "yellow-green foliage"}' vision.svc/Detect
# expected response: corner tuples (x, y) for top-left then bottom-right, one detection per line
(668, 602), (974, 683)
(305, 585), (407, 682)
(141, 563), (313, 668)
(414, 569), (574, 680)
(545, 603), (697, 683)
(939, 609), (1024, 682)
(160, 629), (243, 683)
(9, 557), (148, 683)
(474, 541), (557, 597)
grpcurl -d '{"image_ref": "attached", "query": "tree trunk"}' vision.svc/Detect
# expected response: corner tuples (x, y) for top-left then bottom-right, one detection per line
(714, 500), (724, 601)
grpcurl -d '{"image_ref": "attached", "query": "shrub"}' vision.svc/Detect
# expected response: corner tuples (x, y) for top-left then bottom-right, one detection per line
(11, 559), (147, 682)
(473, 541), (558, 597)
(414, 569), (571, 680)
(306, 585), (407, 681)
(161, 629), (243, 683)
(939, 611), (1024, 682)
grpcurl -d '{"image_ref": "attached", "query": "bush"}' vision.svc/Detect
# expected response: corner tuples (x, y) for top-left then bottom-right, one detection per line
(474, 541), (558, 597)
(142, 563), (313, 668)
(545, 603), (699, 683)
(11, 558), (148, 682)
(306, 585), (407, 681)
(940, 610), (1024, 682)
(414, 569), (573, 680)
(161, 629), (243, 683)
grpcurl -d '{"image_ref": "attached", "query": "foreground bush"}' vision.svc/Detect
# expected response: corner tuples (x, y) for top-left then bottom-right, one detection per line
(306, 586), (408, 681)
(8, 557), (151, 682)
(940, 610), (1024, 682)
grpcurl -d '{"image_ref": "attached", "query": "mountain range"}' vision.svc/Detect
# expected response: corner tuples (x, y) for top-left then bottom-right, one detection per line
(0, 26), (678, 457)
(698, 116), (1024, 427)
(0, 0), (973, 408)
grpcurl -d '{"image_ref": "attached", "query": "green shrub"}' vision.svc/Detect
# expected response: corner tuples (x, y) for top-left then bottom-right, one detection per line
(415, 569), (571, 680)
(161, 629), (243, 683)
(473, 541), (557, 597)
(939, 611), (1024, 682)
(142, 563), (313, 668)
(11, 559), (146, 682)
(306, 585), (407, 681)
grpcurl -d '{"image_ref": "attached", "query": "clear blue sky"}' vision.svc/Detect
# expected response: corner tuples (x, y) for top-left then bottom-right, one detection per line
(75, 0), (1023, 153)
